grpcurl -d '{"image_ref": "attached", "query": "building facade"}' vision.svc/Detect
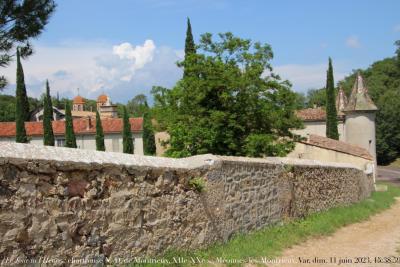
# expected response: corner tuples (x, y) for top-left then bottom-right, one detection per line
(0, 117), (144, 155)
(294, 73), (378, 162)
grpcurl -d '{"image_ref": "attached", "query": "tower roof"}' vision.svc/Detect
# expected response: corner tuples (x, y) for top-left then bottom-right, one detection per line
(97, 94), (108, 103)
(336, 86), (348, 115)
(73, 95), (85, 105)
(344, 72), (377, 112)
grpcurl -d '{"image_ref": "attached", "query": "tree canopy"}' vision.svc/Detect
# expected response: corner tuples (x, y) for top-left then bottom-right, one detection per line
(0, 0), (56, 89)
(152, 32), (302, 158)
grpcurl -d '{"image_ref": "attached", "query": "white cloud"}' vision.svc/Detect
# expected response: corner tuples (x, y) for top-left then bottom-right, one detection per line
(394, 24), (400, 32)
(275, 63), (347, 92)
(113, 40), (155, 72)
(2, 40), (181, 102)
(346, 36), (361, 48)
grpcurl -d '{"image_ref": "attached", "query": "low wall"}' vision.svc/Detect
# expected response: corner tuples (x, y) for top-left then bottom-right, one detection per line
(0, 143), (374, 264)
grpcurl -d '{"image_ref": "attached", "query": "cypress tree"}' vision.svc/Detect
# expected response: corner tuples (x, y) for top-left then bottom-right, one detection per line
(325, 57), (339, 140)
(143, 103), (156, 155)
(43, 80), (55, 146)
(95, 111), (105, 151)
(122, 106), (134, 154)
(183, 17), (196, 78)
(15, 48), (28, 143)
(64, 102), (77, 148)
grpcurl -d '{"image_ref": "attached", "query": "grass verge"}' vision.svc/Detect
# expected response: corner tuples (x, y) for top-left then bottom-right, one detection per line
(135, 183), (400, 266)
(389, 158), (400, 168)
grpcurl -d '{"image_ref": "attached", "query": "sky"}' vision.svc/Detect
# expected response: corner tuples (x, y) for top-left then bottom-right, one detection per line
(2, 0), (400, 103)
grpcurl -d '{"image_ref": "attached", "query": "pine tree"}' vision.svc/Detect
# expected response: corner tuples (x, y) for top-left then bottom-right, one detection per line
(183, 17), (196, 78)
(143, 103), (156, 155)
(64, 102), (77, 148)
(325, 57), (339, 140)
(15, 49), (28, 143)
(122, 106), (134, 154)
(43, 80), (55, 146)
(95, 111), (105, 151)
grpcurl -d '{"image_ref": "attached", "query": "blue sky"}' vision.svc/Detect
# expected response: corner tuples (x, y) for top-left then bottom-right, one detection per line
(2, 0), (400, 103)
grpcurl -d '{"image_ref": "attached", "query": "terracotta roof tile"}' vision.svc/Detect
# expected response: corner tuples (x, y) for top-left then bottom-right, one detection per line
(0, 117), (143, 137)
(73, 95), (85, 104)
(295, 108), (326, 121)
(303, 134), (373, 160)
(296, 108), (345, 122)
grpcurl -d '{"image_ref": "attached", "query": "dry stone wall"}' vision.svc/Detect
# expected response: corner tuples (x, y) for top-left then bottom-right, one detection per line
(0, 143), (374, 265)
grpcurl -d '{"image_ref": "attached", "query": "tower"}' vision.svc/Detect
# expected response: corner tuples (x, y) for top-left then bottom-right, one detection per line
(73, 95), (85, 111)
(343, 72), (378, 161)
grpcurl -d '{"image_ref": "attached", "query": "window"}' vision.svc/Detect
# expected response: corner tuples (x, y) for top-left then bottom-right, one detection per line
(56, 139), (65, 147)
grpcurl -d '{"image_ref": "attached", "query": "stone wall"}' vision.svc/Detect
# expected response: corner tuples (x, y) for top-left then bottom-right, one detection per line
(0, 143), (374, 264)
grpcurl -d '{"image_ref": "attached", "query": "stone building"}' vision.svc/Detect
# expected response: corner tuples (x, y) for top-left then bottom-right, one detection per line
(96, 94), (118, 118)
(0, 117), (144, 155)
(294, 72), (377, 162)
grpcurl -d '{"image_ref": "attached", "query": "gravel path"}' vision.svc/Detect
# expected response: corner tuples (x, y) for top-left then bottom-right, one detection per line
(266, 197), (400, 267)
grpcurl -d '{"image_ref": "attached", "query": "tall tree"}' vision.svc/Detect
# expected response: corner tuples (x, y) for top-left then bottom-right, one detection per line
(122, 106), (134, 154)
(43, 79), (54, 146)
(95, 111), (105, 151)
(15, 49), (28, 143)
(395, 40), (400, 67)
(143, 102), (156, 155)
(152, 32), (302, 158)
(126, 94), (148, 116)
(0, 0), (56, 89)
(64, 102), (77, 148)
(183, 17), (196, 78)
(325, 57), (339, 140)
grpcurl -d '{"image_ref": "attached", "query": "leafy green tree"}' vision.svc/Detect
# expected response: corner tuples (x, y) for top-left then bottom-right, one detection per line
(126, 94), (148, 116)
(95, 110), (105, 151)
(376, 90), (400, 164)
(395, 40), (400, 67)
(143, 105), (156, 155)
(152, 32), (302, 158)
(183, 17), (196, 78)
(306, 88), (327, 108)
(0, 0), (56, 89)
(293, 92), (307, 109)
(43, 80), (54, 146)
(122, 106), (134, 154)
(64, 102), (77, 148)
(325, 58), (339, 140)
(15, 49), (28, 143)
(83, 98), (97, 112)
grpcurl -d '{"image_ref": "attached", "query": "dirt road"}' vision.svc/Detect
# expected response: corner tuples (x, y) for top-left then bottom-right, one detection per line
(266, 198), (400, 267)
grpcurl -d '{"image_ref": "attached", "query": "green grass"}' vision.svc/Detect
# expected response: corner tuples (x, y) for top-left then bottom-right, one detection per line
(389, 158), (400, 168)
(132, 183), (400, 267)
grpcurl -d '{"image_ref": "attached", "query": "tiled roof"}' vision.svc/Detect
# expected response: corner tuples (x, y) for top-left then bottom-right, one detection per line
(296, 108), (345, 122)
(0, 117), (143, 137)
(73, 95), (85, 104)
(303, 134), (373, 160)
(296, 108), (326, 121)
(97, 94), (108, 103)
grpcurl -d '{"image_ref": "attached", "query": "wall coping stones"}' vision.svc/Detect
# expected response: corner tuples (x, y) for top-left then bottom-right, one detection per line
(0, 142), (362, 171)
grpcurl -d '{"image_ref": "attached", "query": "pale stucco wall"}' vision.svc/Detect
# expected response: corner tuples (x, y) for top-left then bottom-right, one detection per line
(345, 112), (376, 163)
(292, 120), (346, 141)
(0, 133), (144, 155)
(288, 142), (375, 177)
